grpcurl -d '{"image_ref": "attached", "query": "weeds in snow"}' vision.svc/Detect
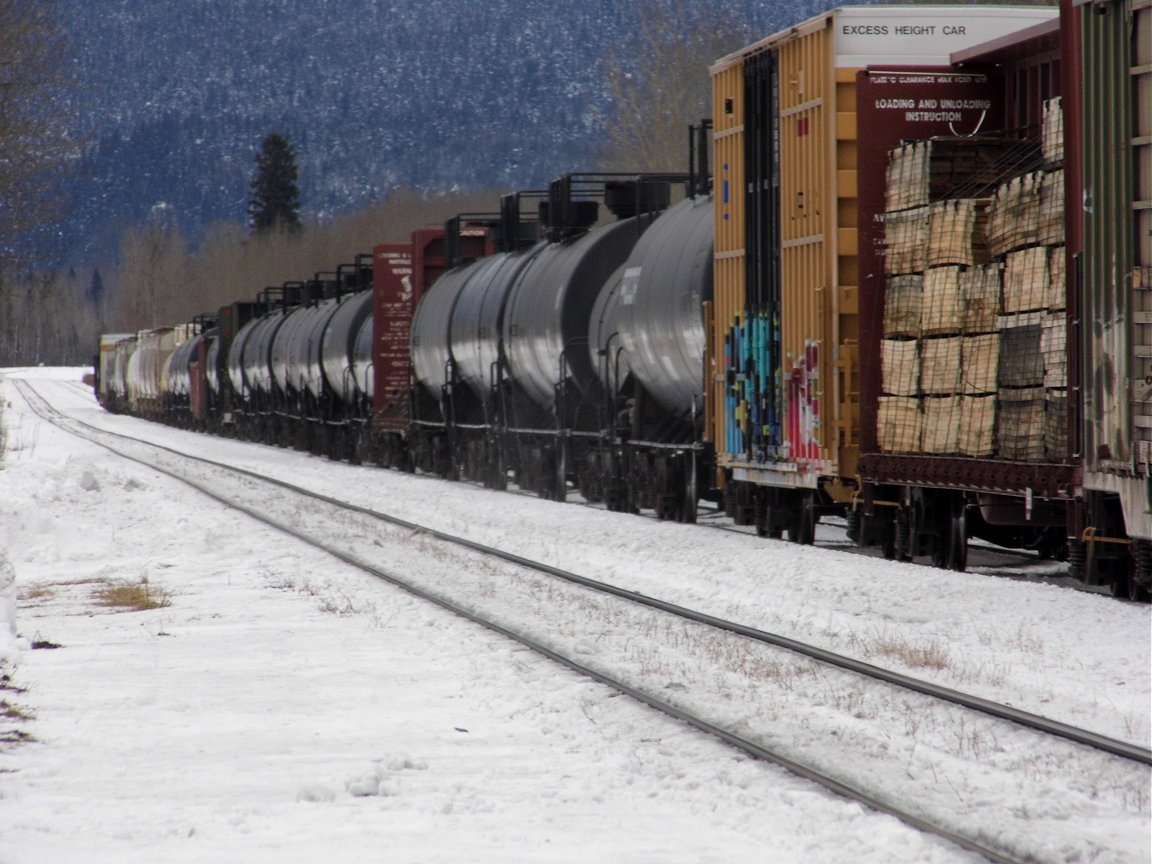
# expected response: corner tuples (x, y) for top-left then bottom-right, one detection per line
(93, 573), (172, 611)
(267, 573), (381, 620)
(16, 584), (54, 604)
(871, 633), (951, 671)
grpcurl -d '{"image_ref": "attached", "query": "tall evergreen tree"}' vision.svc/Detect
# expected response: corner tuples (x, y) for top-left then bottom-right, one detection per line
(247, 132), (301, 235)
(86, 267), (104, 307)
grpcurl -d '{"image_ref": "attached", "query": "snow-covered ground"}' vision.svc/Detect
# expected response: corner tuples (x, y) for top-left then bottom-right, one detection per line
(1, 367), (1149, 863)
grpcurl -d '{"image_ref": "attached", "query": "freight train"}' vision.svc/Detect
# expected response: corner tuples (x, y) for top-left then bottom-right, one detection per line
(95, 1), (1152, 601)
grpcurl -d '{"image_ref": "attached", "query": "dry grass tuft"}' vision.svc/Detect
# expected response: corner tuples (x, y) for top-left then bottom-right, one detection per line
(873, 636), (951, 671)
(17, 584), (55, 603)
(94, 575), (172, 611)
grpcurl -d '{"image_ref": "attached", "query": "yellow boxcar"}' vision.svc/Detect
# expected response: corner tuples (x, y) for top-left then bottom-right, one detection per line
(708, 5), (1056, 538)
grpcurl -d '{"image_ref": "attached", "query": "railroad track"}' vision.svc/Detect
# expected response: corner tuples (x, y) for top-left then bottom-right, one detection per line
(14, 377), (1152, 864)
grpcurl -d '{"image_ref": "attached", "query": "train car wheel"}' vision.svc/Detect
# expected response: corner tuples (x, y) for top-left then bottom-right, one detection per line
(789, 491), (816, 546)
(945, 501), (968, 572)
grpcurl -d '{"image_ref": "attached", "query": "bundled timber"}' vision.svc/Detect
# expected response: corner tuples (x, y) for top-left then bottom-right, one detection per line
(961, 334), (999, 395)
(885, 137), (1022, 211)
(927, 199), (990, 267)
(882, 339), (920, 396)
(1042, 97), (1064, 167)
(959, 394), (996, 457)
(1003, 246), (1049, 313)
(883, 274), (923, 338)
(878, 397), (922, 453)
(921, 266), (964, 335)
(961, 264), (1001, 333)
(922, 396), (962, 454)
(883, 207), (930, 275)
(1041, 312), (1068, 388)
(1038, 170), (1065, 246)
(987, 172), (1042, 256)
(1045, 389), (1068, 459)
(997, 387), (1046, 461)
(998, 315), (1045, 387)
(920, 336), (962, 395)
(1047, 246), (1066, 310)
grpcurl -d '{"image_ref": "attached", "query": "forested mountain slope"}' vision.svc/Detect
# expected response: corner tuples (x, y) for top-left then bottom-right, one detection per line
(57, 0), (816, 261)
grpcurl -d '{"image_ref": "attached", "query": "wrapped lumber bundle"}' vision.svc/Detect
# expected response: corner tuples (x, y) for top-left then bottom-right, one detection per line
(883, 207), (930, 275)
(878, 397), (922, 453)
(1002, 246), (1049, 313)
(886, 142), (930, 212)
(961, 264), (1001, 333)
(886, 138), (1022, 212)
(920, 337), (962, 395)
(1047, 246), (1066, 310)
(997, 387), (1046, 461)
(927, 199), (990, 267)
(1041, 312), (1067, 388)
(987, 172), (1042, 256)
(1038, 170), (1064, 246)
(882, 339), (920, 396)
(1042, 97), (1064, 167)
(1045, 389), (1068, 459)
(921, 266), (964, 335)
(960, 334), (999, 395)
(959, 394), (996, 457)
(998, 315), (1045, 387)
(922, 396), (962, 454)
(883, 274), (922, 338)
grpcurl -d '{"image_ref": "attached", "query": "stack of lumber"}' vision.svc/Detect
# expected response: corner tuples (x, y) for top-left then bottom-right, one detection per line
(987, 172), (1042, 257)
(1042, 97), (1064, 167)
(885, 138), (1017, 210)
(927, 199), (990, 267)
(879, 134), (1071, 461)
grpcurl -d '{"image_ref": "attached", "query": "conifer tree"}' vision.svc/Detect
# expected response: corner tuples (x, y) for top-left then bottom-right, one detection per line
(247, 132), (302, 235)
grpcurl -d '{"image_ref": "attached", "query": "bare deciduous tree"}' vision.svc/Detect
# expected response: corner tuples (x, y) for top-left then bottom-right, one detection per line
(598, 1), (757, 172)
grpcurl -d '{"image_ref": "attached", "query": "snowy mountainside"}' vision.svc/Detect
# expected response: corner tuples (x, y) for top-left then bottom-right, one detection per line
(58, 0), (820, 261)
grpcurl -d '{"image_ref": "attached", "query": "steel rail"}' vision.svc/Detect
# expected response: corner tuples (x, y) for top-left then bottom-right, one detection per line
(17, 378), (1152, 769)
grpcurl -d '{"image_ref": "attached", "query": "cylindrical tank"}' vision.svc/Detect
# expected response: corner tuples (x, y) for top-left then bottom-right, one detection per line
(166, 332), (203, 398)
(615, 195), (714, 415)
(111, 337), (137, 400)
(301, 298), (342, 400)
(268, 305), (313, 396)
(321, 291), (374, 404)
(227, 316), (260, 399)
(206, 335), (221, 395)
(241, 310), (287, 398)
(352, 314), (374, 400)
(587, 264), (632, 396)
(450, 247), (544, 403)
(127, 328), (176, 403)
(411, 263), (476, 397)
(502, 218), (642, 411)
